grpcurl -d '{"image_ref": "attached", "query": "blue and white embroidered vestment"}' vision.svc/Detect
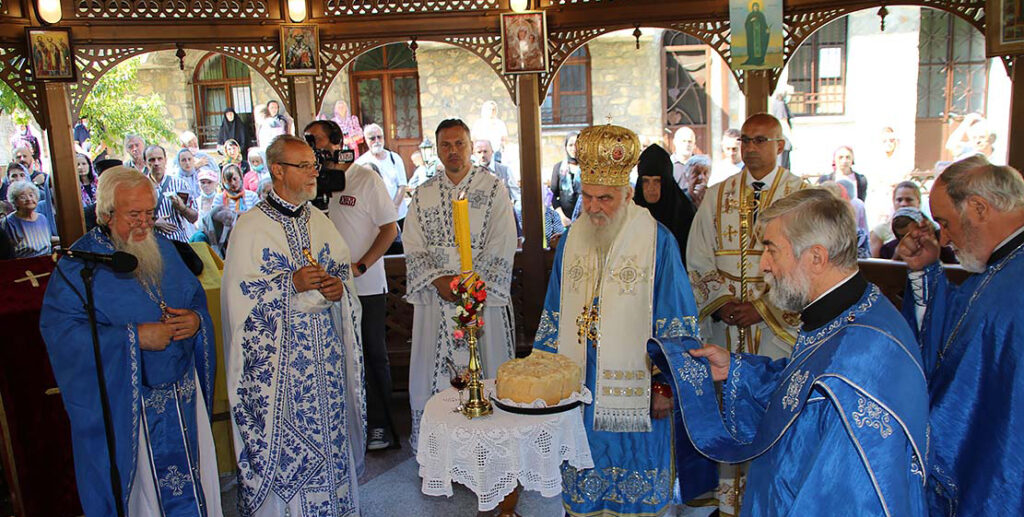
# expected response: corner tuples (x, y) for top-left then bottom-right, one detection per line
(222, 194), (366, 517)
(669, 277), (928, 516)
(902, 232), (1024, 516)
(40, 228), (220, 517)
(535, 217), (710, 517)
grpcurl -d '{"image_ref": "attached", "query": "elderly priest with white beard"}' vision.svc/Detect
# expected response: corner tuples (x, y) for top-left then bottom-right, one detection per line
(668, 189), (927, 516)
(40, 166), (222, 517)
(532, 124), (704, 517)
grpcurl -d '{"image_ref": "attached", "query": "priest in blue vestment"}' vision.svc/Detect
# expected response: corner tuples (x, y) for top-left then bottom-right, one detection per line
(533, 124), (712, 517)
(667, 188), (927, 516)
(898, 156), (1024, 515)
(40, 166), (222, 517)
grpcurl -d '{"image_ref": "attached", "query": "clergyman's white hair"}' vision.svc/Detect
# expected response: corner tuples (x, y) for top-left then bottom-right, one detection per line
(758, 188), (859, 270)
(95, 166), (156, 225)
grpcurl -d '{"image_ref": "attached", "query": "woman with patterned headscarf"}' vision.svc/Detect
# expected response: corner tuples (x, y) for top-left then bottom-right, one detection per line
(633, 143), (697, 261)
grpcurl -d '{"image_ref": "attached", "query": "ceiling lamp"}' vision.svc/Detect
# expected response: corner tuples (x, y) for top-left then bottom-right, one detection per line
(287, 0), (307, 22)
(509, 0), (529, 12)
(38, 0), (62, 24)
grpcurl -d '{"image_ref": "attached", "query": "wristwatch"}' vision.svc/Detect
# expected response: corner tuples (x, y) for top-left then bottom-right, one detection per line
(355, 262), (367, 274)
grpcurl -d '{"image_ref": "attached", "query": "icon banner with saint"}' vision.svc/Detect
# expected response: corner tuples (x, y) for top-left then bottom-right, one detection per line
(729, 0), (784, 70)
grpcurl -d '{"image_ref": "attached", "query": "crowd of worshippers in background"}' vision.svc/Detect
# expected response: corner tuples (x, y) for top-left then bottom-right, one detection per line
(0, 99), (1000, 264)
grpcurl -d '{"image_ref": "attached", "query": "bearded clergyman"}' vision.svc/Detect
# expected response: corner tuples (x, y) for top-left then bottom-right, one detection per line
(671, 188), (927, 516)
(40, 166), (223, 517)
(222, 135), (366, 517)
(532, 124), (703, 516)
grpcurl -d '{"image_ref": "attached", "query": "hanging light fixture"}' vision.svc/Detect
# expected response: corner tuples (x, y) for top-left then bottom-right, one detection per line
(287, 0), (307, 22)
(37, 0), (63, 24)
(509, 0), (529, 12)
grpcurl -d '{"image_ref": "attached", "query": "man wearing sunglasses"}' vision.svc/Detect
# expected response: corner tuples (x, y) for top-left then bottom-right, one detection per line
(355, 123), (409, 227)
(685, 113), (808, 515)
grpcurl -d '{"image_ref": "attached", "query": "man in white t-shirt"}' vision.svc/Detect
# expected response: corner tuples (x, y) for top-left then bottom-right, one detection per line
(355, 123), (409, 224)
(306, 120), (401, 451)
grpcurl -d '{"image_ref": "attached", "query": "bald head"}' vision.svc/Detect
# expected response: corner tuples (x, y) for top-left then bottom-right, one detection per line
(672, 126), (697, 161)
(740, 113), (785, 179)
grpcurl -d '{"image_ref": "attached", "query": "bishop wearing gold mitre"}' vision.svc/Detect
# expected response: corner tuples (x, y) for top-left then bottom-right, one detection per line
(685, 113), (807, 515)
(533, 124), (708, 517)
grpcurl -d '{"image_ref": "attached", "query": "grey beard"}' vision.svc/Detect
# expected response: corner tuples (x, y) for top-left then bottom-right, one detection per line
(112, 229), (164, 288)
(576, 203), (629, 258)
(765, 270), (811, 313)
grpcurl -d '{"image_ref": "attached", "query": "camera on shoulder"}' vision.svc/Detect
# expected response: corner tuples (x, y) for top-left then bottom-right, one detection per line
(305, 133), (355, 210)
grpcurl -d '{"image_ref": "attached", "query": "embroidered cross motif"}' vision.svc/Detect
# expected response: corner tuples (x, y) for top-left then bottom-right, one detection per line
(781, 370), (809, 411)
(609, 255), (647, 295)
(852, 397), (893, 438)
(467, 189), (489, 209)
(721, 225), (738, 243)
(678, 355), (708, 396)
(724, 190), (739, 213)
(159, 465), (190, 496)
(14, 269), (50, 288)
(567, 256), (589, 291)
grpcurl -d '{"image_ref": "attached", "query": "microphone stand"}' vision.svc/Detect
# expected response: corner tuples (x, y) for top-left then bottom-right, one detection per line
(80, 262), (126, 517)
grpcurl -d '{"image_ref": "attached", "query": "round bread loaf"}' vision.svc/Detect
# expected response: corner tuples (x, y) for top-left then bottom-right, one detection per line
(496, 350), (582, 405)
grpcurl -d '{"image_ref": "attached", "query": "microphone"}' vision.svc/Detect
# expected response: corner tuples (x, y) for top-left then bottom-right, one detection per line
(54, 248), (138, 273)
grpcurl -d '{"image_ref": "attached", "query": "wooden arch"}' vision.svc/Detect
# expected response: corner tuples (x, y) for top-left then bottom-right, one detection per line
(312, 35), (518, 114)
(0, 44), (43, 124)
(67, 43), (293, 119)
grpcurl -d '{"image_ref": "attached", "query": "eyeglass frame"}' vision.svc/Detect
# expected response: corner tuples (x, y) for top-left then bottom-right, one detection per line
(739, 136), (785, 145)
(277, 161), (318, 172)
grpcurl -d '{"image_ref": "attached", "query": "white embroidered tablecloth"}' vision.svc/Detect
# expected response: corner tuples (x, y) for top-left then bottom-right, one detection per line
(415, 379), (594, 512)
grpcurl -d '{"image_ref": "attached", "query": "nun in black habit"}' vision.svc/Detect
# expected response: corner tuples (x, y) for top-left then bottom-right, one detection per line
(633, 143), (697, 263)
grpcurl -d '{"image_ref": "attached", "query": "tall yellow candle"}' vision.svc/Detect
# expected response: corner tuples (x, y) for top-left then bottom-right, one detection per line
(452, 196), (474, 274)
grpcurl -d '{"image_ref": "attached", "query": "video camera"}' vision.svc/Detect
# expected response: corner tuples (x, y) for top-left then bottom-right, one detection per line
(305, 133), (355, 210)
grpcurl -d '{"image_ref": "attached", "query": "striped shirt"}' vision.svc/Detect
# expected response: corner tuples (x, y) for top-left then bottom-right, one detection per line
(153, 173), (199, 243)
(2, 213), (52, 257)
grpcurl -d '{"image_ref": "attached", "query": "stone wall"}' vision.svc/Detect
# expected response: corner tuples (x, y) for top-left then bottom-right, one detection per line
(416, 42), (519, 167)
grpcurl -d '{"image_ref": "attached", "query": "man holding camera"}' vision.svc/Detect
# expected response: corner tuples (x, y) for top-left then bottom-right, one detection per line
(306, 120), (401, 451)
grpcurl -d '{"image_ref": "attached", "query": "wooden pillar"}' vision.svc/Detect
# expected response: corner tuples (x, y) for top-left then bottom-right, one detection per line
(516, 74), (545, 339)
(291, 76), (317, 136)
(743, 69), (771, 115)
(1008, 57), (1023, 172)
(40, 82), (85, 245)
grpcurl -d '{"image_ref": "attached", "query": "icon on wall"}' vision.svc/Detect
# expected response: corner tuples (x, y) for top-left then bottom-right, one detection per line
(26, 27), (77, 82)
(986, 0), (1024, 56)
(280, 24), (320, 76)
(501, 11), (549, 74)
(729, 0), (784, 70)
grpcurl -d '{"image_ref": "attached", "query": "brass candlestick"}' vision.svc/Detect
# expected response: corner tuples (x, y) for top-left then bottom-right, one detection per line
(461, 324), (492, 418)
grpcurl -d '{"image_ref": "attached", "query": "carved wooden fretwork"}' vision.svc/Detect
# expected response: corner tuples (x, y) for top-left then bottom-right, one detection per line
(670, 19), (742, 89)
(315, 40), (385, 112)
(75, 0), (268, 19)
(442, 35), (517, 102)
(538, 27), (608, 99)
(0, 45), (42, 123)
(69, 47), (150, 118)
(322, 0), (497, 16)
(214, 44), (292, 106)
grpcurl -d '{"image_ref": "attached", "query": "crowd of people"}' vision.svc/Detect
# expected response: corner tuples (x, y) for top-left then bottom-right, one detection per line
(4, 98), (1019, 517)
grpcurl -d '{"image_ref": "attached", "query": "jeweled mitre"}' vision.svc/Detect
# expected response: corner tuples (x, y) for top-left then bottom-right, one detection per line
(576, 124), (641, 187)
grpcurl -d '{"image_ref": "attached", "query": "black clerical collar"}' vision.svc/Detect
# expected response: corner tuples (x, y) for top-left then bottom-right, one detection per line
(266, 189), (304, 218)
(800, 272), (868, 332)
(987, 224), (1024, 266)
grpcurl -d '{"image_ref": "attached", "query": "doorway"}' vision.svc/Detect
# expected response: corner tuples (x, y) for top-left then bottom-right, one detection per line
(350, 43), (423, 178)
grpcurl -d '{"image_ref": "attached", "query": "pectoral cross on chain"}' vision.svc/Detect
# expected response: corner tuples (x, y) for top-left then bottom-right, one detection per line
(14, 269), (50, 288)
(576, 304), (600, 348)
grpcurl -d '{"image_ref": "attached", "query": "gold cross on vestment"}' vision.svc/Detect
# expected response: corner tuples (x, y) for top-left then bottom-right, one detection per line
(14, 269), (50, 288)
(721, 225), (738, 242)
(576, 304), (600, 348)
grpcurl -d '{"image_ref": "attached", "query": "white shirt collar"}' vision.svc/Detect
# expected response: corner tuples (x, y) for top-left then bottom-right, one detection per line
(804, 271), (858, 310)
(747, 166), (779, 188)
(994, 223), (1024, 252)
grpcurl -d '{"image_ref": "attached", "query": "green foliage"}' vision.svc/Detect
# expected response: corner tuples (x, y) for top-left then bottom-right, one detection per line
(80, 57), (174, 157)
(0, 80), (33, 126)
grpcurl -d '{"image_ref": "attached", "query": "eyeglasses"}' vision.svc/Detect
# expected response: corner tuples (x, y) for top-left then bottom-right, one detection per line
(740, 136), (784, 145)
(117, 209), (156, 225)
(278, 162), (318, 172)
